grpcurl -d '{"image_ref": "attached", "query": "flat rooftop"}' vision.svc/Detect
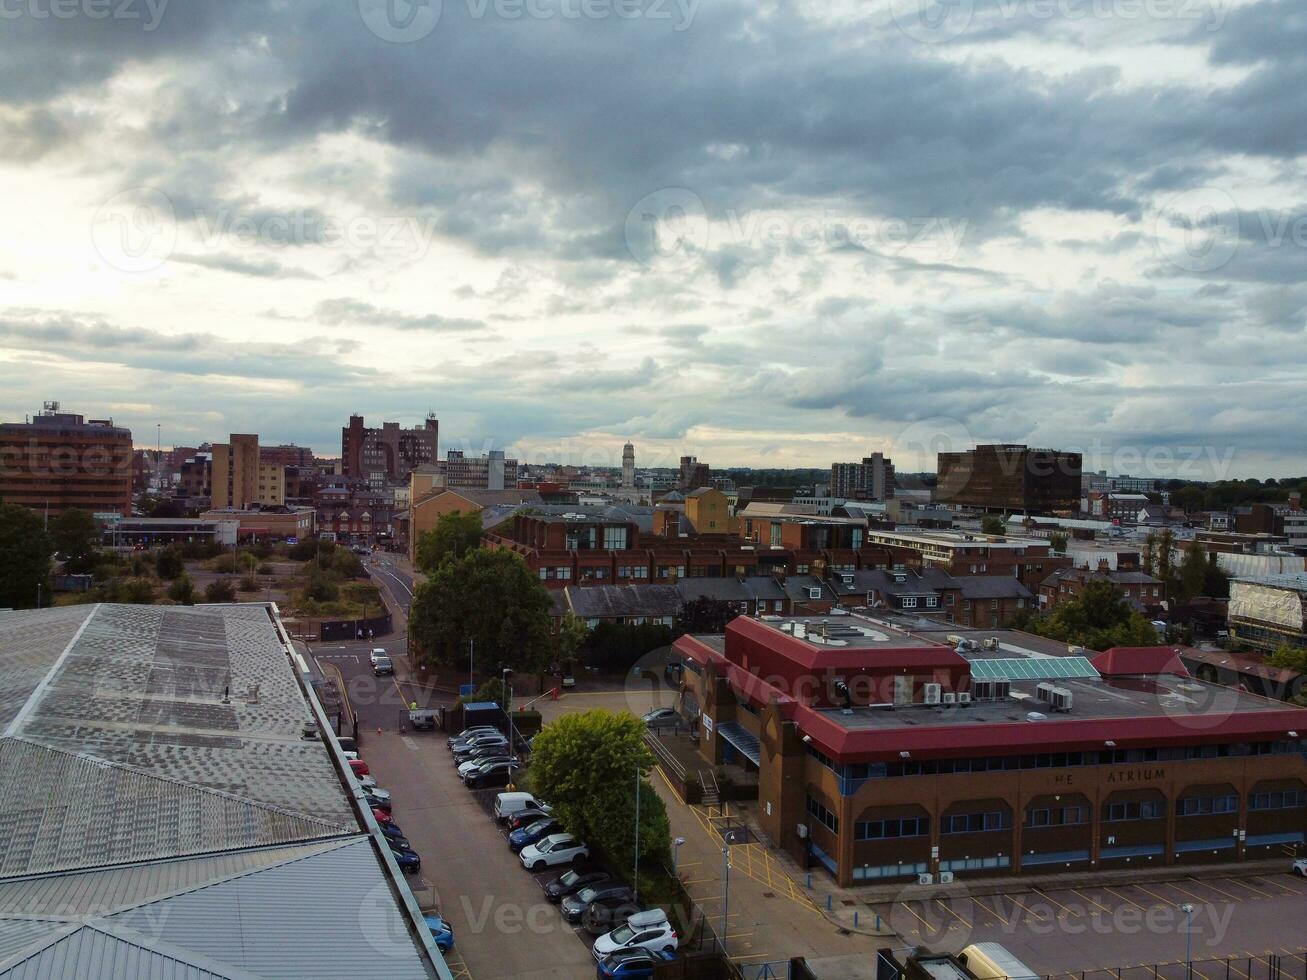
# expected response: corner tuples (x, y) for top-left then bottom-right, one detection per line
(864, 529), (1046, 550)
(815, 671), (1288, 733)
(763, 614), (940, 649)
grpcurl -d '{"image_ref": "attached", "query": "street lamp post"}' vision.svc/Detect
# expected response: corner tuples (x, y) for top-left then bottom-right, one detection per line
(633, 769), (642, 903)
(502, 668), (517, 788)
(720, 841), (731, 953)
(672, 837), (687, 877)
(1180, 903), (1195, 968)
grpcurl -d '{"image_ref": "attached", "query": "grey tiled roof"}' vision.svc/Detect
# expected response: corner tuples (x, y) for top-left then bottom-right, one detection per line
(676, 577), (787, 604)
(564, 585), (681, 618)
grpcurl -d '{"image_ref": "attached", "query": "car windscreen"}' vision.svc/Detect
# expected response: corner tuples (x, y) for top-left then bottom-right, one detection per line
(523, 820), (551, 835)
(576, 885), (599, 902)
(608, 923), (636, 944)
(559, 869), (580, 886)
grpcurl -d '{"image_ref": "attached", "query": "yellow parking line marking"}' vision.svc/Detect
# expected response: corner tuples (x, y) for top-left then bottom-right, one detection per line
(1004, 894), (1050, 923)
(1164, 880), (1213, 905)
(897, 901), (934, 932)
(970, 895), (1002, 920)
(1132, 882), (1180, 907)
(1274, 876), (1307, 895)
(1191, 877), (1245, 903)
(1034, 888), (1080, 918)
(1225, 959), (1252, 980)
(1103, 887), (1146, 913)
(1070, 889), (1114, 915)
(1191, 966), (1214, 980)
(934, 897), (970, 926)
(1229, 877), (1273, 899)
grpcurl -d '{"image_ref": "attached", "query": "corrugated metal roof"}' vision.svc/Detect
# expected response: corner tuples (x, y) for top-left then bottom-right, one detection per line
(0, 921), (260, 980)
(0, 739), (348, 879)
(109, 838), (431, 980)
(0, 840), (349, 918)
(0, 920), (70, 963)
(0, 608), (94, 733)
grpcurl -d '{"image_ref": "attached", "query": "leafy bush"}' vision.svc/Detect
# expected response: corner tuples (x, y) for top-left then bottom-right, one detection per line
(205, 580), (237, 603)
(168, 573), (195, 604)
(211, 554), (239, 574)
(239, 575), (260, 592)
(155, 548), (184, 580)
(331, 549), (365, 578)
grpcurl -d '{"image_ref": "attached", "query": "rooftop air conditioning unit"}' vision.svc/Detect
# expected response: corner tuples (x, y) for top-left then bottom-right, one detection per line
(972, 680), (993, 701)
(983, 637), (1000, 650)
(924, 683), (942, 705)
(1036, 682), (1056, 702)
(993, 679), (1011, 699)
(1067, 645), (1085, 655)
(1051, 688), (1073, 712)
(939, 871), (955, 884)
(957, 692), (972, 705)
(942, 692), (957, 705)
(918, 873), (934, 885)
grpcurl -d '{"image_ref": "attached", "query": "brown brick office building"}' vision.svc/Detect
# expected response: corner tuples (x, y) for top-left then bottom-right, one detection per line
(674, 618), (1307, 886)
(936, 444), (1082, 513)
(0, 403), (132, 516)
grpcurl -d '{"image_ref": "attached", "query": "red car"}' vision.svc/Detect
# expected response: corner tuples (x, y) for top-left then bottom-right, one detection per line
(372, 807), (393, 824)
(349, 759), (370, 777)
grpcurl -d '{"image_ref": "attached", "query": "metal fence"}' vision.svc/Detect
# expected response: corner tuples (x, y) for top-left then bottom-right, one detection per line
(1063, 951), (1307, 980)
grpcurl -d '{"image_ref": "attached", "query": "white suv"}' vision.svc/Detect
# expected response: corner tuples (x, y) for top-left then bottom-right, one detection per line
(519, 833), (589, 871)
(591, 909), (678, 960)
(1293, 857), (1307, 878)
(369, 648), (387, 667)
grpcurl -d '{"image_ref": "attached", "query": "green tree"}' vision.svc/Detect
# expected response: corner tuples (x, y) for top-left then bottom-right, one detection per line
(0, 503), (53, 609)
(555, 612), (588, 668)
(155, 547), (184, 580)
(1175, 541), (1209, 603)
(583, 622), (674, 672)
(409, 549), (553, 675)
(1268, 643), (1307, 674)
(1029, 580), (1160, 650)
(676, 597), (737, 634)
(205, 579), (237, 603)
(1049, 532), (1068, 554)
(330, 549), (365, 578)
(168, 572), (195, 604)
(415, 510), (485, 575)
(50, 508), (99, 573)
(1154, 528), (1176, 586)
(981, 516), (1006, 535)
(528, 710), (670, 888)
(1202, 551), (1230, 599)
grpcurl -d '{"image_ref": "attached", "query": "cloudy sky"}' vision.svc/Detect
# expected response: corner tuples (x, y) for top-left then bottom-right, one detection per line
(0, 0), (1303, 478)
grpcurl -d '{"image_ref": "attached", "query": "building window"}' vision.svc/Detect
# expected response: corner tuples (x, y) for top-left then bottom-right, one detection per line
(1250, 789), (1307, 810)
(634, 567), (648, 579)
(939, 855), (1011, 872)
(1105, 801), (1165, 821)
(943, 811), (1011, 834)
(618, 566), (631, 579)
(902, 597), (918, 609)
(806, 795), (839, 834)
(1026, 805), (1088, 827)
(796, 564), (809, 574)
(1178, 795), (1238, 816)
(856, 816), (928, 840)
(603, 527), (628, 550)
(926, 596), (938, 608)
(946, 594), (955, 605)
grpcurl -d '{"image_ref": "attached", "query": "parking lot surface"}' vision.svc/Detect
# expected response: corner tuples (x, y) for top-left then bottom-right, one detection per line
(880, 870), (1307, 976)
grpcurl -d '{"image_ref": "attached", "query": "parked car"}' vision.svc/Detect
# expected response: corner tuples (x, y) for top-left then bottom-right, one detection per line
(364, 786), (392, 805)
(506, 805), (555, 832)
(596, 949), (677, 979)
(1294, 857), (1307, 878)
(373, 655), (394, 676)
(369, 648), (387, 667)
(371, 807), (393, 825)
(508, 818), (562, 853)
(464, 760), (519, 788)
(452, 733), (508, 757)
(377, 819), (405, 839)
(348, 759), (370, 778)
(561, 882), (635, 924)
(457, 742), (516, 765)
(409, 709), (438, 731)
(448, 726), (499, 748)
(544, 868), (611, 903)
(641, 708), (678, 728)
(389, 845), (421, 875)
(591, 909), (677, 960)
(494, 791), (541, 823)
(519, 833), (589, 871)
(364, 795), (391, 816)
(457, 755), (516, 778)
(424, 914), (454, 953)
(337, 736), (358, 753)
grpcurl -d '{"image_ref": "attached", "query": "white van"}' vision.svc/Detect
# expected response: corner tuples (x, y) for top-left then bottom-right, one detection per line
(493, 791), (538, 823)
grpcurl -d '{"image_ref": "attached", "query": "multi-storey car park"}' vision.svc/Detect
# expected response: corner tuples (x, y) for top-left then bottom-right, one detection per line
(673, 615), (1307, 888)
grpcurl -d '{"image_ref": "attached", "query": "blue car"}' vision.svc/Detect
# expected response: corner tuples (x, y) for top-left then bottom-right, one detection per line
(424, 914), (454, 953)
(389, 845), (421, 875)
(507, 818), (560, 853)
(596, 948), (676, 978)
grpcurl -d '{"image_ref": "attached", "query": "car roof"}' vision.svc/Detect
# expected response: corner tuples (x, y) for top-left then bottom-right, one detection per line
(541, 833), (575, 845)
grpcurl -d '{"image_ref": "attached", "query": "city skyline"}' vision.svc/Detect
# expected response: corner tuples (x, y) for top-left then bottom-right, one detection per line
(0, 3), (1304, 478)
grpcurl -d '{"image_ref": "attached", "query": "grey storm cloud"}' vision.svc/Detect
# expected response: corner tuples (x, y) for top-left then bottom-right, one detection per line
(0, 1), (1306, 469)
